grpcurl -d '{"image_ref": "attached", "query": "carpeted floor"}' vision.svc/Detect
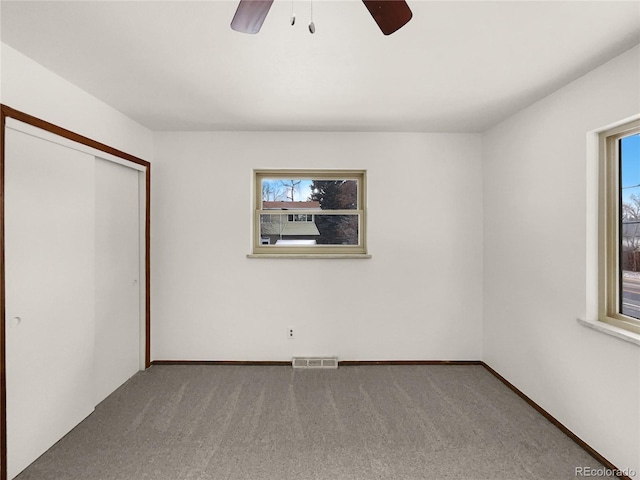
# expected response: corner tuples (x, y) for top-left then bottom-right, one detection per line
(14, 365), (616, 479)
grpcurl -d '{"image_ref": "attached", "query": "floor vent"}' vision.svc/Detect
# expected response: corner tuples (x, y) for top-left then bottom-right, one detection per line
(292, 356), (338, 369)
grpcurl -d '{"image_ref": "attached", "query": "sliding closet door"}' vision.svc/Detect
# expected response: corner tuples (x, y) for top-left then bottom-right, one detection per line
(94, 157), (141, 405)
(5, 128), (96, 479)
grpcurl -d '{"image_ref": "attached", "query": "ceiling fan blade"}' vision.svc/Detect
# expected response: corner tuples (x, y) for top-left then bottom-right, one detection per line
(231, 0), (275, 34)
(362, 0), (413, 35)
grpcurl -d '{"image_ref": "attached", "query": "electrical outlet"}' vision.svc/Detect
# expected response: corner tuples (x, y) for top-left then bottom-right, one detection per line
(287, 327), (295, 339)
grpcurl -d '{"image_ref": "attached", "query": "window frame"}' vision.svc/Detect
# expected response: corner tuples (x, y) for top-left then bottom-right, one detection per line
(599, 120), (640, 335)
(252, 169), (368, 257)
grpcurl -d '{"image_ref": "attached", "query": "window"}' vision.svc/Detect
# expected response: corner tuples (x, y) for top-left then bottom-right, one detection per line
(253, 170), (367, 256)
(600, 120), (640, 334)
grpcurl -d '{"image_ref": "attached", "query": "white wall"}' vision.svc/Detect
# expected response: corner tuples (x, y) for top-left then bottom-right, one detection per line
(152, 131), (483, 362)
(483, 45), (640, 477)
(1, 42), (152, 160)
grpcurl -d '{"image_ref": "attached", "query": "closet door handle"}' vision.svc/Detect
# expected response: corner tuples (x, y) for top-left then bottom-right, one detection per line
(9, 316), (22, 328)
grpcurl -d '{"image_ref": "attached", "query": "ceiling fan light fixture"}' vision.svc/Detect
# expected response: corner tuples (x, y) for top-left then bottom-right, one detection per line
(230, 0), (412, 35)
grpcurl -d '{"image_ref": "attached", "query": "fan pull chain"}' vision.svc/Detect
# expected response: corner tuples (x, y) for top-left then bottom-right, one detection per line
(290, 0), (295, 25)
(308, 0), (315, 33)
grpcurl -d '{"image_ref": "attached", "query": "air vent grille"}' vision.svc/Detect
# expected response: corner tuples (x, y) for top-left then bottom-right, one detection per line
(292, 356), (338, 369)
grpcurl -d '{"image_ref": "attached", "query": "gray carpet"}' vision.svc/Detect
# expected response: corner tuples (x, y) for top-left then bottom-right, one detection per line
(15, 365), (615, 479)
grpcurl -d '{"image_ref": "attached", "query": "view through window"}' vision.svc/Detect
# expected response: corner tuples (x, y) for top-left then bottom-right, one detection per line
(621, 133), (640, 319)
(254, 171), (366, 255)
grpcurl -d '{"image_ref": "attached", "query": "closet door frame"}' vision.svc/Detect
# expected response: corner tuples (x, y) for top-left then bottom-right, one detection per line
(0, 104), (151, 480)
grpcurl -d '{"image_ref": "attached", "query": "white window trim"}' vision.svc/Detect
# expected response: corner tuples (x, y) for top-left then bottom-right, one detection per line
(577, 317), (640, 346)
(597, 119), (640, 336)
(250, 169), (369, 258)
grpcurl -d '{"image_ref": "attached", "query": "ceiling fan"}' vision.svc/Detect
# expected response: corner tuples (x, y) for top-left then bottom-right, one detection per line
(231, 0), (412, 36)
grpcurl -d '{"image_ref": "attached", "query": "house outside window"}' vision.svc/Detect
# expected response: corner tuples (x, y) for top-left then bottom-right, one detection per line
(287, 214), (314, 222)
(600, 119), (640, 334)
(253, 170), (367, 256)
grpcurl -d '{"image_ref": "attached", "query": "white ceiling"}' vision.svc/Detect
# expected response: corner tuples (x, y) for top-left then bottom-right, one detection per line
(1, 1), (639, 132)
